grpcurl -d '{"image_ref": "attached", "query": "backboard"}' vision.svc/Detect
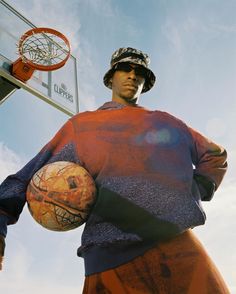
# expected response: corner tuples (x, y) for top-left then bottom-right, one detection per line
(0, 0), (79, 116)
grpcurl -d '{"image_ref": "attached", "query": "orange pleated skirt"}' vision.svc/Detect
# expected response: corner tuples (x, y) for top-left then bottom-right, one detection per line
(82, 230), (229, 294)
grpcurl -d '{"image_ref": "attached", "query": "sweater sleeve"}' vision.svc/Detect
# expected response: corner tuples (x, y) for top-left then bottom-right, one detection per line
(189, 127), (227, 201)
(0, 119), (79, 236)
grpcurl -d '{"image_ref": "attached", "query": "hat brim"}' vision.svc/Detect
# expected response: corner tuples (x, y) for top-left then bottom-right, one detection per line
(103, 62), (156, 93)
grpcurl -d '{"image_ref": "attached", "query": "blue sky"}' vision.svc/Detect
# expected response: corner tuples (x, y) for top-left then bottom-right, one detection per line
(0, 0), (236, 293)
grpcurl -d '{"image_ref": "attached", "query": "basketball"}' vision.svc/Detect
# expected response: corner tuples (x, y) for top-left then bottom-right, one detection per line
(26, 161), (97, 231)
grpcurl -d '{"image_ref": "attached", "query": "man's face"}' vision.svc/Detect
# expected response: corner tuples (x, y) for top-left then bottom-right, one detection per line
(111, 63), (145, 104)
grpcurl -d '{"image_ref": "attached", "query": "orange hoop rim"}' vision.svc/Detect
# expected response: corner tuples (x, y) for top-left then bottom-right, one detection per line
(18, 27), (71, 71)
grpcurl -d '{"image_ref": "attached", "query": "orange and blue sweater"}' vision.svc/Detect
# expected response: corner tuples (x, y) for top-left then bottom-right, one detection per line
(0, 101), (227, 274)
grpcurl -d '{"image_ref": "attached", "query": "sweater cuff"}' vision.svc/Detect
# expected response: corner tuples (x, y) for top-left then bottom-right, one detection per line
(0, 214), (9, 237)
(193, 174), (216, 201)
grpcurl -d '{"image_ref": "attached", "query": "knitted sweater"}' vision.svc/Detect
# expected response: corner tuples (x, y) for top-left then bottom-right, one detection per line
(0, 101), (227, 275)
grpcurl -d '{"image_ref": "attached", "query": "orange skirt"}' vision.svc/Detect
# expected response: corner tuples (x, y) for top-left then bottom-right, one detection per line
(82, 230), (229, 294)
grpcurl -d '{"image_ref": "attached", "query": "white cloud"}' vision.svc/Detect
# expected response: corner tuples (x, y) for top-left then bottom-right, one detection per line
(162, 20), (183, 54)
(210, 23), (236, 34)
(79, 91), (98, 111)
(205, 117), (227, 139)
(161, 15), (236, 56)
(0, 211), (85, 294)
(0, 142), (25, 182)
(86, 0), (115, 17)
(194, 181), (236, 291)
(84, 0), (139, 38)
(0, 265), (83, 294)
(7, 0), (81, 52)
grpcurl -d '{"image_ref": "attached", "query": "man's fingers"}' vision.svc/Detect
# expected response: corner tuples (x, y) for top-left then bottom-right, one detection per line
(0, 235), (5, 256)
(0, 235), (5, 271)
(0, 255), (3, 271)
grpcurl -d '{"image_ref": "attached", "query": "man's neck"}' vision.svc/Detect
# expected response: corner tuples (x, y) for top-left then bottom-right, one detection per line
(112, 96), (138, 106)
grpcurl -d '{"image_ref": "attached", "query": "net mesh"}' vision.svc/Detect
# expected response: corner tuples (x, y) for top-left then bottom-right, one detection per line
(18, 32), (70, 66)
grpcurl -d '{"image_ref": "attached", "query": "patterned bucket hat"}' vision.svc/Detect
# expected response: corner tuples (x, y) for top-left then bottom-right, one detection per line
(103, 47), (156, 93)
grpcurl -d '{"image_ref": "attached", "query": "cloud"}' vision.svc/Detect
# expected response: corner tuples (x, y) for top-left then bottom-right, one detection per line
(194, 180), (236, 290)
(161, 15), (236, 55)
(0, 263), (83, 294)
(162, 20), (183, 54)
(209, 23), (236, 34)
(205, 117), (227, 139)
(223, 148), (236, 181)
(85, 0), (115, 17)
(7, 0), (81, 52)
(0, 210), (85, 294)
(0, 142), (25, 182)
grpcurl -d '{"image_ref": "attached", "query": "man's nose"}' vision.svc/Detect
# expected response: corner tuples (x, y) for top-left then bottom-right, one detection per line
(128, 69), (137, 79)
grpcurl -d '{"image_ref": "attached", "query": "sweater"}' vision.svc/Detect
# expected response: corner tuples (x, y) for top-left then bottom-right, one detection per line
(0, 101), (227, 275)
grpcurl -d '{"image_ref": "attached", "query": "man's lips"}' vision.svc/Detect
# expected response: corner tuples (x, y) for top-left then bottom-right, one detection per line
(123, 83), (138, 90)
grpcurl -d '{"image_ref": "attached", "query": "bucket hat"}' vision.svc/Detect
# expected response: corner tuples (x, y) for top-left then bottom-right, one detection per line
(103, 47), (156, 93)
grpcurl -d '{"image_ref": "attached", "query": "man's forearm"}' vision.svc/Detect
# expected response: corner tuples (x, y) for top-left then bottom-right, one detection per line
(0, 234), (5, 271)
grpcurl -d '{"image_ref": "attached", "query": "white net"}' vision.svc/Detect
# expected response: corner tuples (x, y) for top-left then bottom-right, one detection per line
(18, 31), (70, 66)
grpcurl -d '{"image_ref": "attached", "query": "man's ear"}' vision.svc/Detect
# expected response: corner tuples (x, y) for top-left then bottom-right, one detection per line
(109, 78), (112, 88)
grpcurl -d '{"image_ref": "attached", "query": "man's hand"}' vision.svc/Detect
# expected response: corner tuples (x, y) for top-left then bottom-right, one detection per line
(0, 235), (5, 271)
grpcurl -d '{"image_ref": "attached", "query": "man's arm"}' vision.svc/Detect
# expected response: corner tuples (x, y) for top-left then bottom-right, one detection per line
(0, 118), (79, 269)
(189, 127), (227, 200)
(0, 214), (10, 271)
(0, 119), (78, 224)
(0, 235), (5, 271)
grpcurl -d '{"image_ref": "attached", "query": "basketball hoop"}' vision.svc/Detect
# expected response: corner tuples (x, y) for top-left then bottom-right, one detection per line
(11, 27), (71, 82)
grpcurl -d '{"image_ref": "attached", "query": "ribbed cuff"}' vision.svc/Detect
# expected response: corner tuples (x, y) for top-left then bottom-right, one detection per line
(193, 173), (216, 201)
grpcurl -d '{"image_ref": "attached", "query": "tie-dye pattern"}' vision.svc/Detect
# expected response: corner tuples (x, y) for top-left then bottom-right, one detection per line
(82, 230), (230, 294)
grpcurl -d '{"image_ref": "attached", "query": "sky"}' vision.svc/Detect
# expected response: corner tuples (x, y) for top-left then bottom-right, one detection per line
(0, 0), (235, 293)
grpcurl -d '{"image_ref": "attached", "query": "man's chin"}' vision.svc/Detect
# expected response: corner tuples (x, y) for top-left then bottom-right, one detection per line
(122, 96), (138, 104)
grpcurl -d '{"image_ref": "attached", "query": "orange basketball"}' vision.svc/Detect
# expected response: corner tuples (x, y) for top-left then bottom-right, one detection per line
(26, 161), (97, 231)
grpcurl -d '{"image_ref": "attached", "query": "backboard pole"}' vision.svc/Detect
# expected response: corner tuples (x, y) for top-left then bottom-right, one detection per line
(0, 64), (75, 117)
(0, 76), (18, 105)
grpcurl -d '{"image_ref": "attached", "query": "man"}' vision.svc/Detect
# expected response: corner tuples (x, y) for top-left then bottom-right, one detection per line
(0, 47), (229, 293)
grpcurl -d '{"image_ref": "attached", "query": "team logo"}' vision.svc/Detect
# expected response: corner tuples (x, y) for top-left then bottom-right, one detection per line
(54, 82), (73, 103)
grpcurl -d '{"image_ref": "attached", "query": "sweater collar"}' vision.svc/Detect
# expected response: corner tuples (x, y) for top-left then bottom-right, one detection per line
(98, 101), (142, 110)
